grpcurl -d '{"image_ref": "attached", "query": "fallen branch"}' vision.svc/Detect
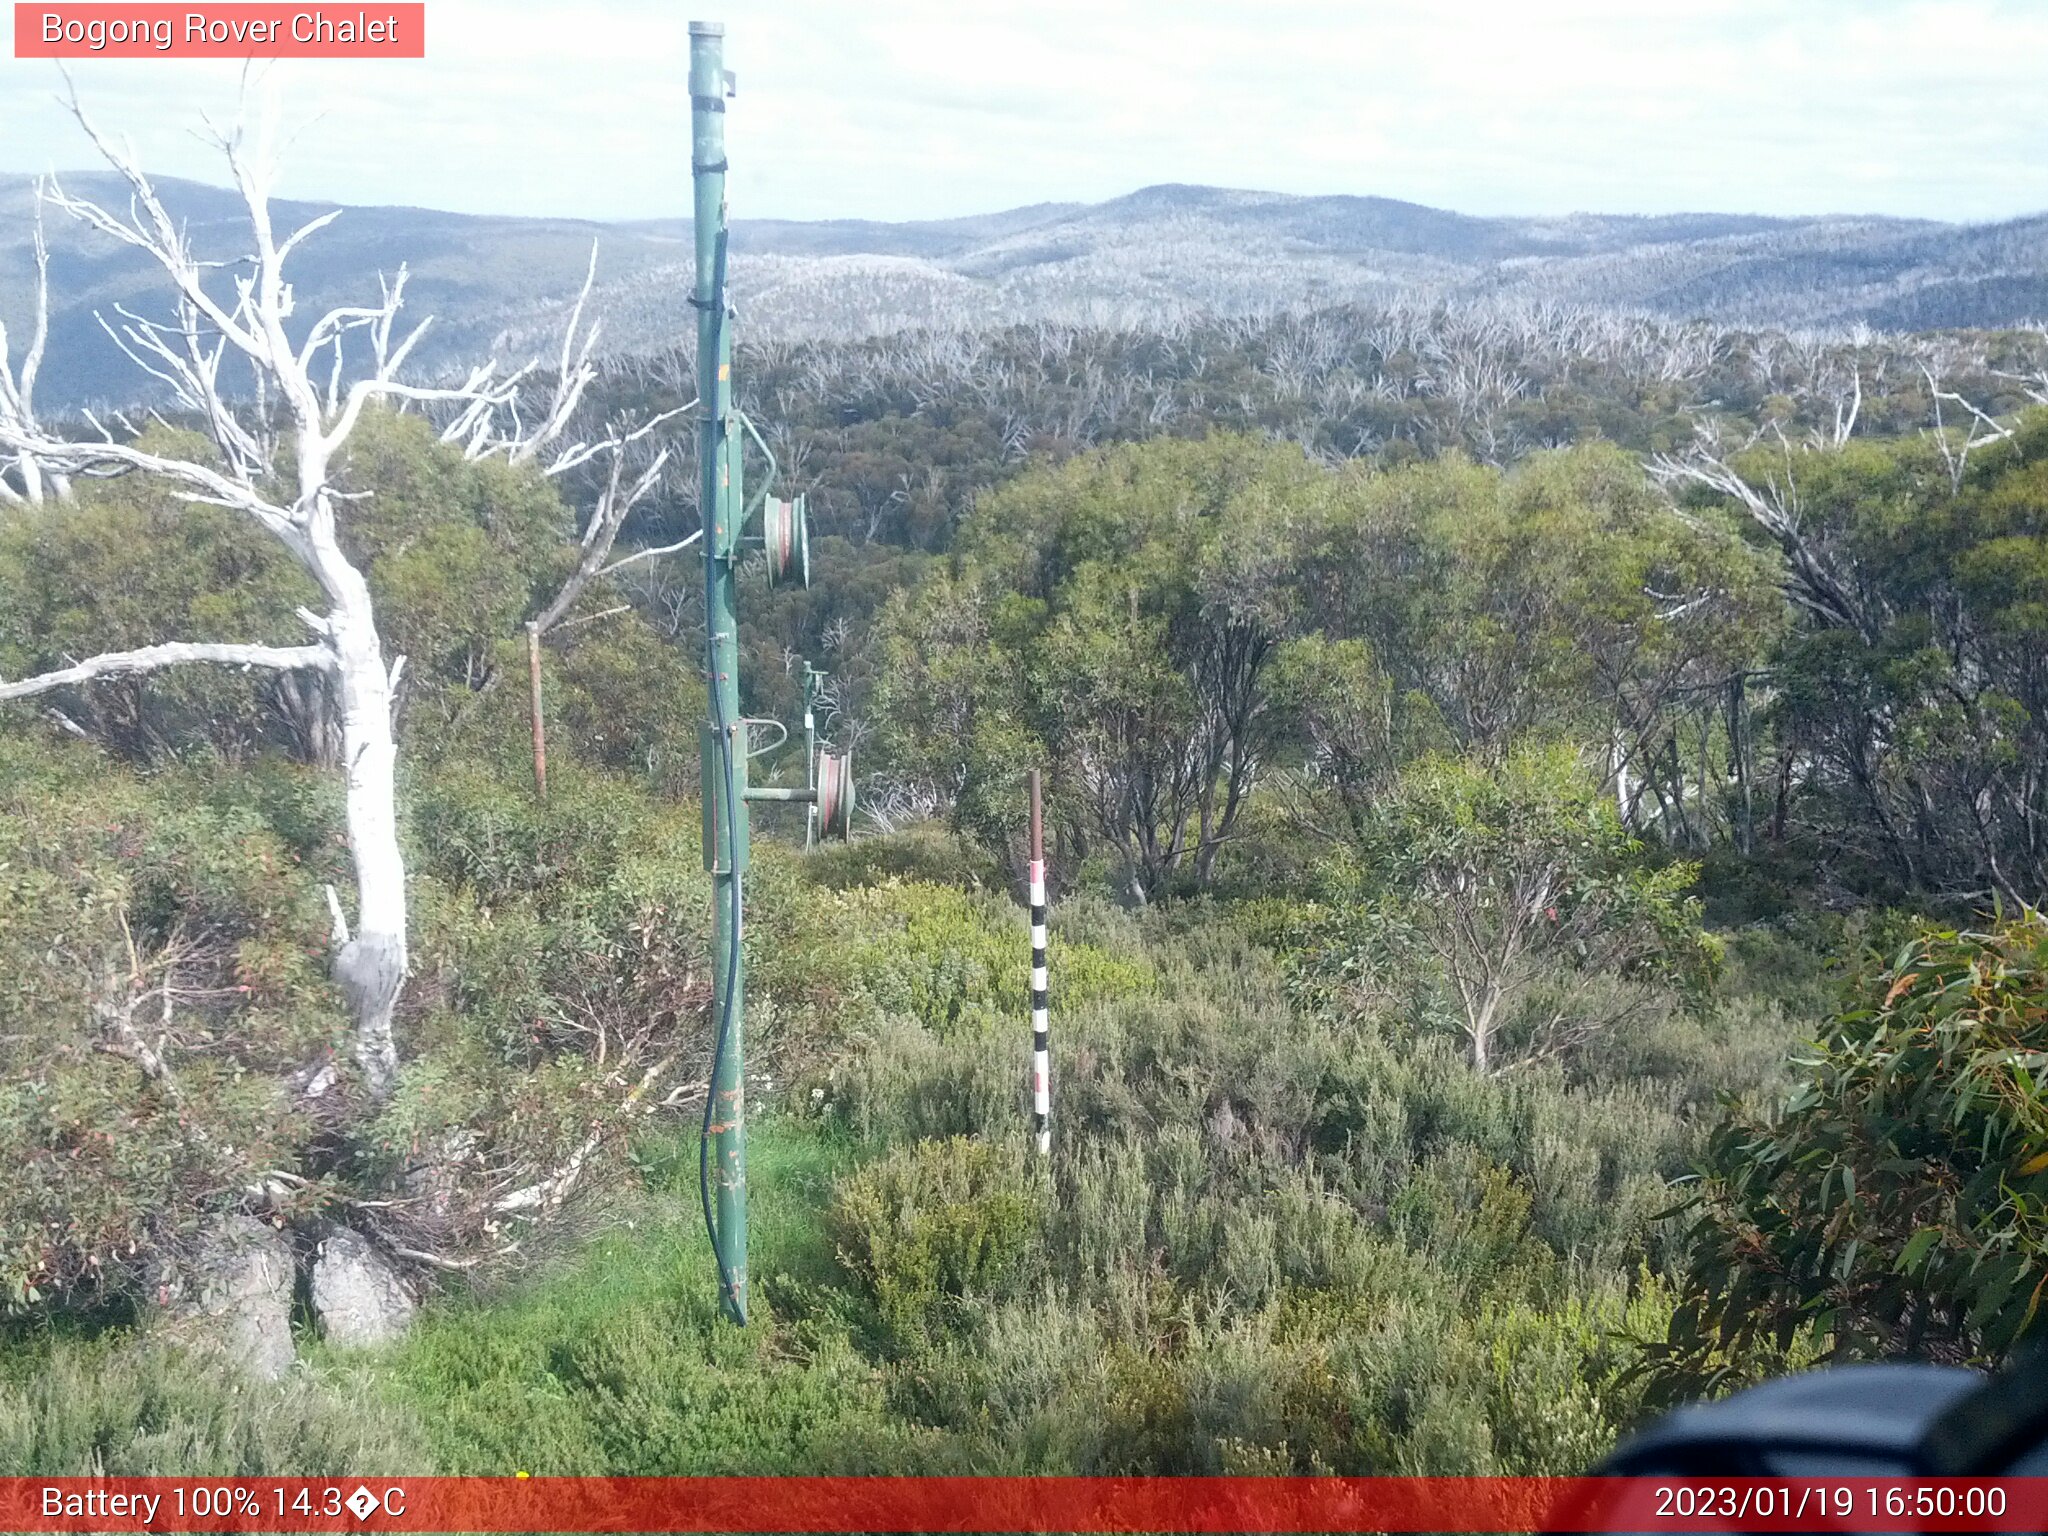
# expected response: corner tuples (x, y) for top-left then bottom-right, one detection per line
(492, 1055), (675, 1217)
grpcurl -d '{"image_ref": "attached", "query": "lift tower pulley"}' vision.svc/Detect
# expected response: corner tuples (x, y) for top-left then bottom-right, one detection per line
(690, 21), (848, 1326)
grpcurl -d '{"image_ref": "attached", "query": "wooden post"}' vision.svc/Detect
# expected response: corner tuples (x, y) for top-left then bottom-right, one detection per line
(527, 621), (548, 800)
(1028, 769), (1050, 1155)
(1729, 671), (1755, 856)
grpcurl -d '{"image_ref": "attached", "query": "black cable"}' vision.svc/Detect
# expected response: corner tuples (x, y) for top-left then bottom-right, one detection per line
(699, 708), (744, 1321)
(698, 224), (746, 1324)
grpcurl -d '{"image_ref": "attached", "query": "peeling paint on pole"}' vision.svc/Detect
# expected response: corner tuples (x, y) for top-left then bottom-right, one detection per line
(691, 17), (747, 1326)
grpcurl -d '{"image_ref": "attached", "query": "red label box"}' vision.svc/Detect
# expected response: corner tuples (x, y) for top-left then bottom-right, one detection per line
(4, 1476), (2048, 1533)
(14, 3), (425, 57)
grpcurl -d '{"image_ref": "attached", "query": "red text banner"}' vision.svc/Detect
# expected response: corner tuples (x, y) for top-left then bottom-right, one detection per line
(14, 4), (424, 57)
(2, 1476), (2047, 1533)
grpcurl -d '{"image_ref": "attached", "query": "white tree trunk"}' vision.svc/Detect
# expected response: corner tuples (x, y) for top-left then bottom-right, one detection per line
(1611, 729), (1635, 829)
(1468, 986), (1499, 1074)
(318, 547), (406, 1097)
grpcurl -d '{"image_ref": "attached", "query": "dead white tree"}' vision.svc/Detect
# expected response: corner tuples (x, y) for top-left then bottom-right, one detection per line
(1821, 358), (1862, 449)
(431, 250), (694, 641)
(0, 180), (69, 505)
(526, 413), (690, 636)
(1920, 362), (2013, 495)
(0, 89), (674, 1101)
(1649, 422), (1869, 639)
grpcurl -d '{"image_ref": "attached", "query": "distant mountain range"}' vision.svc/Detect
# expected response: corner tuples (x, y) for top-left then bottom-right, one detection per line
(7, 174), (2048, 409)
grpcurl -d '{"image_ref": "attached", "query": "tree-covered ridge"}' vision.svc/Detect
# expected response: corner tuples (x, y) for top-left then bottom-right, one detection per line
(19, 172), (2048, 410)
(574, 307), (2048, 563)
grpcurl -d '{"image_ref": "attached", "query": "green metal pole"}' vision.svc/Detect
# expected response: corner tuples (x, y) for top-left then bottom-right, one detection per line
(743, 786), (817, 803)
(691, 18), (747, 1326)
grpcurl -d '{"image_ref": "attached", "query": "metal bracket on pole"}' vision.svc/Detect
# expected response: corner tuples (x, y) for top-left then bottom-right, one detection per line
(692, 16), (748, 1327)
(803, 665), (824, 847)
(686, 19), (853, 1326)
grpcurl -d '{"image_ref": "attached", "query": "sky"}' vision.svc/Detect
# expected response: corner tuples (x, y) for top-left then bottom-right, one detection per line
(3, 0), (2047, 226)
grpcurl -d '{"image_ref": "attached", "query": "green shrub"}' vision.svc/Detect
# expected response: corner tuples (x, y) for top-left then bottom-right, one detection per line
(801, 826), (1000, 892)
(0, 1335), (425, 1474)
(1390, 1150), (1552, 1299)
(0, 437), (315, 763)
(1647, 910), (2048, 1400)
(1348, 743), (1720, 1074)
(806, 880), (1153, 1040)
(828, 1137), (1049, 1350)
(0, 737), (341, 1314)
(821, 1015), (1021, 1146)
(0, 731), (735, 1315)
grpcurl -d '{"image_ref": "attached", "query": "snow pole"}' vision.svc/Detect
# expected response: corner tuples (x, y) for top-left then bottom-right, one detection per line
(1028, 769), (1050, 1155)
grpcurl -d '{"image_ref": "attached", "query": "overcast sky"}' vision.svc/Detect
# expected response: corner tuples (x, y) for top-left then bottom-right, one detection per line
(3, 0), (2046, 226)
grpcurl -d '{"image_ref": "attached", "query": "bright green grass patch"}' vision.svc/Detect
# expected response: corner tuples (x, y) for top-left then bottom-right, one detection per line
(809, 880), (1155, 1039)
(375, 1114), (936, 1475)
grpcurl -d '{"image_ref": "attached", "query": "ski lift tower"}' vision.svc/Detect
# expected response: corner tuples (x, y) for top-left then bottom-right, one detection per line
(689, 21), (852, 1325)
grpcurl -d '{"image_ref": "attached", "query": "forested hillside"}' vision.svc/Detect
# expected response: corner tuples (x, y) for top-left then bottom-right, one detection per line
(5, 195), (2048, 1473)
(14, 169), (2048, 409)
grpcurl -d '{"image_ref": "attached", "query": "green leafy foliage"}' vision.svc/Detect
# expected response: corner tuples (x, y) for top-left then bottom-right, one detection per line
(875, 436), (1779, 902)
(1344, 743), (1719, 1073)
(0, 734), (341, 1314)
(875, 434), (1328, 898)
(0, 408), (696, 791)
(0, 427), (316, 760)
(803, 880), (1153, 1039)
(1302, 446), (1776, 762)
(0, 730), (737, 1315)
(1674, 421), (2048, 902)
(1648, 911), (2048, 1399)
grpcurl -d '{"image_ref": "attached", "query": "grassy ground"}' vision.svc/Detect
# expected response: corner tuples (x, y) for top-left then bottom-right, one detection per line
(0, 1114), (876, 1476)
(364, 1112), (911, 1476)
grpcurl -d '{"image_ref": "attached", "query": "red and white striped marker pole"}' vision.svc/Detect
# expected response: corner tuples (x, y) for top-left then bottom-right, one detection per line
(1028, 769), (1051, 1155)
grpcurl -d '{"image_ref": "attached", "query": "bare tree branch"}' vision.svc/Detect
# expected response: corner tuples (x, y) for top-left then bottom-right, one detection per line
(0, 641), (332, 702)
(529, 447), (674, 636)
(1921, 363), (2013, 495)
(598, 528), (702, 579)
(492, 1056), (674, 1217)
(0, 179), (69, 504)
(506, 241), (603, 468)
(1649, 423), (1869, 637)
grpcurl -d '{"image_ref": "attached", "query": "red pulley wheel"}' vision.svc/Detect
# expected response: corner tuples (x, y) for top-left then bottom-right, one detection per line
(816, 750), (854, 840)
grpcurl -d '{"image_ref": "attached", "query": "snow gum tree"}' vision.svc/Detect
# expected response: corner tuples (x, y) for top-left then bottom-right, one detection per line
(0, 90), (675, 1100)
